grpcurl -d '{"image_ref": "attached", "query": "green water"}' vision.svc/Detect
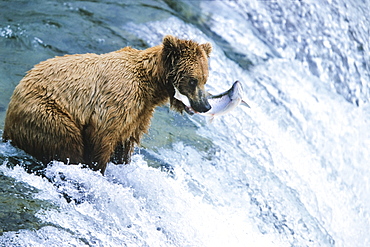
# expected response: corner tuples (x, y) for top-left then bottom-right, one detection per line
(0, 172), (47, 234)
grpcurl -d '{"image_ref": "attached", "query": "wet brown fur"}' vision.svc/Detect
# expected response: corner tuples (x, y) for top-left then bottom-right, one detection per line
(3, 35), (212, 174)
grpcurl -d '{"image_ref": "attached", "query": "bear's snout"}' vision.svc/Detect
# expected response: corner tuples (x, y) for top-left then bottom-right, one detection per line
(190, 90), (212, 113)
(193, 100), (211, 113)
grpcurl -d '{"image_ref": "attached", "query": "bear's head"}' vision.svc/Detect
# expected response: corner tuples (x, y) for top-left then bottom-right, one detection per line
(162, 35), (212, 114)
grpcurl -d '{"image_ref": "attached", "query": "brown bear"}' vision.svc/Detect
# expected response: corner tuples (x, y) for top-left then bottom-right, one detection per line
(3, 35), (212, 174)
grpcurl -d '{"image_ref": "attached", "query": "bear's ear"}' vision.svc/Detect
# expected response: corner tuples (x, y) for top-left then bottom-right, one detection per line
(162, 35), (183, 68)
(162, 35), (181, 66)
(201, 42), (212, 57)
(163, 35), (180, 54)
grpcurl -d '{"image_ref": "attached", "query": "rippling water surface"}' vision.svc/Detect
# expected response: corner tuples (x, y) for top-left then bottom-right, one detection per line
(0, 0), (369, 246)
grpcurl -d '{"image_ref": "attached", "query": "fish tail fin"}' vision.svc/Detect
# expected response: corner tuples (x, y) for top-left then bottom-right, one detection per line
(241, 100), (251, 108)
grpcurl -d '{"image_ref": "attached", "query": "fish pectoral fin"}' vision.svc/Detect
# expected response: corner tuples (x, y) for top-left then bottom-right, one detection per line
(241, 100), (251, 108)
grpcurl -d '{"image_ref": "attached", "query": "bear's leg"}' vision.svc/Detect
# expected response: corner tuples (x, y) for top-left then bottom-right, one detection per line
(111, 142), (124, 164)
(123, 138), (135, 164)
(82, 125), (119, 174)
(92, 140), (135, 174)
(110, 138), (135, 165)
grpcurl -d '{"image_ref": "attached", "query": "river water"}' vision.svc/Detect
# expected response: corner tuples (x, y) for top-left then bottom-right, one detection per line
(0, 0), (369, 246)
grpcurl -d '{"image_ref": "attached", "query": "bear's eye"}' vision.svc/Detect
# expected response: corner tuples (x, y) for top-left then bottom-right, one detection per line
(189, 78), (198, 87)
